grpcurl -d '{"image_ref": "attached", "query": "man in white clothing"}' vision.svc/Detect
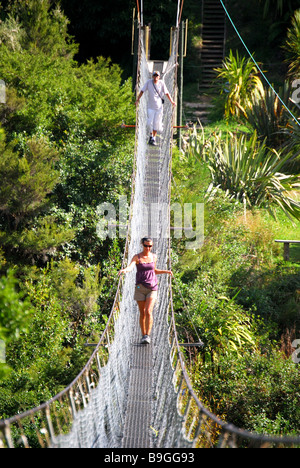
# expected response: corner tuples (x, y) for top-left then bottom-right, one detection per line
(135, 71), (176, 146)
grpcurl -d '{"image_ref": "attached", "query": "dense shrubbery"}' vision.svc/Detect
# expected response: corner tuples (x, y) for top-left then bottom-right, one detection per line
(188, 129), (300, 220)
(172, 112), (300, 436)
(0, 0), (135, 417)
(173, 8), (300, 429)
(173, 5), (300, 428)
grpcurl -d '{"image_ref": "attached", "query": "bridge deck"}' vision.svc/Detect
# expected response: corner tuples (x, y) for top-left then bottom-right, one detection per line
(121, 322), (154, 448)
(121, 143), (161, 448)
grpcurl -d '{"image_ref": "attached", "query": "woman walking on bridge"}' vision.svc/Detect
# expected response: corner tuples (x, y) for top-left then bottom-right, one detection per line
(119, 237), (173, 344)
(135, 71), (176, 146)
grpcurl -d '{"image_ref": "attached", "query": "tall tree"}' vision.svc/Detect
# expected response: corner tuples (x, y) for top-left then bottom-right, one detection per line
(1, 0), (78, 58)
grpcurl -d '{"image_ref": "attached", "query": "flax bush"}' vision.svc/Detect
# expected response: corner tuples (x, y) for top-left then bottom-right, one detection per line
(214, 50), (264, 119)
(188, 129), (300, 221)
(284, 9), (300, 78)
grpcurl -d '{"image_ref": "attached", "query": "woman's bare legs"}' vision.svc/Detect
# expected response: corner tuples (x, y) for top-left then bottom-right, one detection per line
(137, 297), (156, 336)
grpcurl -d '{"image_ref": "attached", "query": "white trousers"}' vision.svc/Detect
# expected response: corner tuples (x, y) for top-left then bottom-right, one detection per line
(147, 107), (163, 133)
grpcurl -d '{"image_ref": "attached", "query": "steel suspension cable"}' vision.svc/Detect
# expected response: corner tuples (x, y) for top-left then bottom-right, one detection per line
(219, 0), (300, 127)
(177, 0), (185, 28)
(136, 0), (141, 24)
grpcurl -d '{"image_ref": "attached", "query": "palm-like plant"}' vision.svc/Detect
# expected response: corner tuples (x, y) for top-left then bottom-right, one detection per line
(259, 0), (296, 18)
(282, 117), (300, 173)
(245, 81), (297, 148)
(189, 129), (300, 221)
(284, 9), (300, 78)
(214, 50), (264, 119)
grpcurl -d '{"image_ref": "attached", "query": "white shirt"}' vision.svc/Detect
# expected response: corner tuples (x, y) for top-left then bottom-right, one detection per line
(141, 79), (169, 111)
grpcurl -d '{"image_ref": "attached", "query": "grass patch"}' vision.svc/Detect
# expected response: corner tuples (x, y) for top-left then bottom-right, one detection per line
(263, 208), (300, 262)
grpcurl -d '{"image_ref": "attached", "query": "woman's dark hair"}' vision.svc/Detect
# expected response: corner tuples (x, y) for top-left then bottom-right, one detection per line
(141, 237), (153, 245)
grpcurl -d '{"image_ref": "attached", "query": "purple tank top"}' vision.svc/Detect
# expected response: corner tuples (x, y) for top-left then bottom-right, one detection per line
(136, 254), (158, 291)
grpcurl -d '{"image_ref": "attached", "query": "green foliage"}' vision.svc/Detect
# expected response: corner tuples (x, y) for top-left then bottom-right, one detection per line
(188, 129), (300, 221)
(231, 262), (300, 331)
(0, 134), (60, 223)
(195, 294), (257, 363)
(57, 137), (133, 208)
(0, 270), (31, 341)
(0, 269), (32, 379)
(193, 350), (300, 436)
(2, 0), (78, 58)
(0, 0), (135, 270)
(214, 50), (264, 119)
(0, 274), (70, 417)
(282, 118), (300, 174)
(0, 50), (134, 140)
(0, 13), (25, 52)
(259, 0), (298, 19)
(172, 138), (300, 436)
(0, 215), (75, 258)
(0, 258), (107, 418)
(0, 0), (135, 420)
(245, 81), (298, 149)
(284, 9), (300, 78)
(47, 258), (103, 342)
(171, 146), (208, 205)
(0, 0), (135, 142)
(172, 198), (300, 435)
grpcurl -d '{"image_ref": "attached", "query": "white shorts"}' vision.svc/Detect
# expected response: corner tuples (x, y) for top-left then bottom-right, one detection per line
(147, 107), (163, 133)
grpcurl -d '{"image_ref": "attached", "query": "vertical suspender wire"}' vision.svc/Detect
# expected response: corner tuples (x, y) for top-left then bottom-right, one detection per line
(219, 0), (300, 128)
(136, 0), (141, 24)
(140, 0), (144, 27)
(176, 0), (181, 28)
(177, 0), (185, 28)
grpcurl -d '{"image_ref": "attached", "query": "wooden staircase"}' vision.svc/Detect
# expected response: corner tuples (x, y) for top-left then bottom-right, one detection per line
(199, 0), (227, 92)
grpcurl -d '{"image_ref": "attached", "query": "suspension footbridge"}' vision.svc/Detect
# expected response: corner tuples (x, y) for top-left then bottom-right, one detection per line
(1, 3), (300, 449)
